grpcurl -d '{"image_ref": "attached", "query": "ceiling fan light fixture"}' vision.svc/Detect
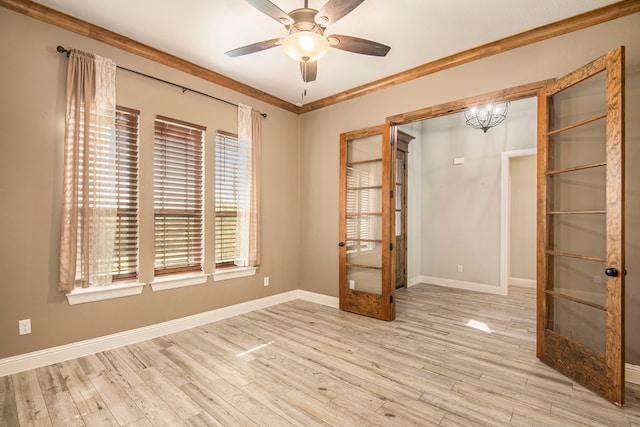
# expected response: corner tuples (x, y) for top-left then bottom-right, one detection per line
(282, 31), (330, 62)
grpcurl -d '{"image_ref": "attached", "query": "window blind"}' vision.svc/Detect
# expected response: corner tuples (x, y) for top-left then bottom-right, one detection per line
(215, 131), (240, 267)
(154, 116), (204, 275)
(112, 106), (139, 280)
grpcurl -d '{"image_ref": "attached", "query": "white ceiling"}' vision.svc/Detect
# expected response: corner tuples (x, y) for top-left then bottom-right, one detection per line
(34, 0), (619, 106)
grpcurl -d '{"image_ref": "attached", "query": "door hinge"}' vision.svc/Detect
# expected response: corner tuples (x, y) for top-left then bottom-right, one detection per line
(390, 295), (394, 303)
(390, 190), (393, 198)
(390, 243), (393, 251)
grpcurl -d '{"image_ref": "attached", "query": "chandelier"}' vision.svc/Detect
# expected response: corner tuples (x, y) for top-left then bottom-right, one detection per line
(464, 102), (510, 133)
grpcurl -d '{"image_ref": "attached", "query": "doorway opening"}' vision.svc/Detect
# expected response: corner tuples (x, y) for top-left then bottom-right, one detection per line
(396, 94), (539, 296)
(501, 149), (537, 295)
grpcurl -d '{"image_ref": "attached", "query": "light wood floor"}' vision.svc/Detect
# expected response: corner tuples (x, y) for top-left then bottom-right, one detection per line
(2, 284), (639, 426)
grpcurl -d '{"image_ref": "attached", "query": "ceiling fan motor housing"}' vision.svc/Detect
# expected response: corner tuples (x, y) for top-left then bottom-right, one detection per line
(287, 8), (325, 35)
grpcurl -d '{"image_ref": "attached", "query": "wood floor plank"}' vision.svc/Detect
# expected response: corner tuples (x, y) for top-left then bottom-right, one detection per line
(377, 398), (445, 426)
(35, 365), (85, 427)
(239, 381), (330, 426)
(179, 381), (257, 427)
(57, 359), (107, 417)
(281, 388), (381, 427)
(136, 366), (201, 421)
(185, 411), (225, 427)
(158, 346), (222, 388)
(197, 376), (294, 427)
(76, 354), (106, 378)
(88, 369), (145, 426)
(81, 408), (120, 427)
(0, 375), (19, 427)
(12, 370), (51, 427)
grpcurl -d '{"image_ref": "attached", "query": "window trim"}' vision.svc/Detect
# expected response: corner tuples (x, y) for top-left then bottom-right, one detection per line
(66, 281), (145, 305)
(213, 266), (258, 282)
(150, 272), (209, 291)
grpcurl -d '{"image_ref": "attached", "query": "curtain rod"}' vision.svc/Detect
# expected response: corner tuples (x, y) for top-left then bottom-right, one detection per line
(56, 46), (267, 118)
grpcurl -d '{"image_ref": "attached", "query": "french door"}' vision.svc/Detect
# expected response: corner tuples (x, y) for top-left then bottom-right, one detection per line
(339, 124), (396, 320)
(537, 46), (625, 405)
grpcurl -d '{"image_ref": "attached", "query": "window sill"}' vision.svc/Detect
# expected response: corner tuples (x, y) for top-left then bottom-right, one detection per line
(66, 282), (145, 305)
(150, 272), (209, 292)
(213, 266), (258, 282)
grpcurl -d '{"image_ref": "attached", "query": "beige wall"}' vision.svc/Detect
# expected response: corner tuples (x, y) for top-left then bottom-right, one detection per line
(0, 8), (300, 359)
(510, 155), (537, 282)
(298, 14), (640, 364)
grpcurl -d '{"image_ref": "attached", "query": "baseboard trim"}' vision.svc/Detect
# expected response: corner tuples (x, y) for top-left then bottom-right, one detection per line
(407, 276), (422, 287)
(510, 277), (536, 288)
(417, 275), (503, 295)
(627, 363), (640, 385)
(0, 289), (336, 377)
(297, 290), (340, 308)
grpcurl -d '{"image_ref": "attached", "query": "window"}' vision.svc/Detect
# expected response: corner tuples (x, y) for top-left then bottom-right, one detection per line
(215, 131), (240, 268)
(112, 106), (140, 280)
(214, 105), (262, 272)
(154, 116), (204, 276)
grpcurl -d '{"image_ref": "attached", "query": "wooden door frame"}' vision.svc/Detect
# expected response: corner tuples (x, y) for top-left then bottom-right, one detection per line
(386, 80), (548, 295)
(394, 131), (414, 289)
(386, 81), (549, 127)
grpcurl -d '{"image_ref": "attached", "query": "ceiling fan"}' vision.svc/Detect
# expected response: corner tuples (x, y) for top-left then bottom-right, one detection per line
(225, 0), (390, 82)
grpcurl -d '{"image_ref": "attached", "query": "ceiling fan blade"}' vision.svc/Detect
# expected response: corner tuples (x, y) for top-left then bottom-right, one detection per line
(245, 0), (294, 25)
(328, 34), (390, 56)
(225, 38), (283, 57)
(300, 61), (317, 82)
(315, 0), (365, 26)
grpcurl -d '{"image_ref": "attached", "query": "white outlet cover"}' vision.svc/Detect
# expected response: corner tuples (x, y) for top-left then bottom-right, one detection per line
(18, 319), (31, 335)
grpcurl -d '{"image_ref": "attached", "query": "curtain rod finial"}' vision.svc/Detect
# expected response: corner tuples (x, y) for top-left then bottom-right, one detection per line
(56, 45), (70, 57)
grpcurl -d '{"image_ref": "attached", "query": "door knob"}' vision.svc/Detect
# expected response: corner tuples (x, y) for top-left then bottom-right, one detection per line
(605, 267), (619, 277)
(338, 242), (345, 247)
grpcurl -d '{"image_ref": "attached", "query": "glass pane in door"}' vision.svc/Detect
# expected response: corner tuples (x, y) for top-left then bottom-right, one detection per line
(553, 256), (607, 307)
(345, 133), (384, 296)
(546, 67), (608, 354)
(552, 297), (606, 353)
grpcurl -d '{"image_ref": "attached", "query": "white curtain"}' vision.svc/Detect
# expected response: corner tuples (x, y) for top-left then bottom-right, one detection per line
(235, 104), (261, 267)
(59, 50), (117, 291)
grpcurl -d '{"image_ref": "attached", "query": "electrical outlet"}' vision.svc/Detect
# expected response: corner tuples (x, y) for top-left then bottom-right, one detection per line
(349, 280), (355, 290)
(18, 319), (31, 335)
(457, 265), (463, 273)
(263, 276), (269, 286)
